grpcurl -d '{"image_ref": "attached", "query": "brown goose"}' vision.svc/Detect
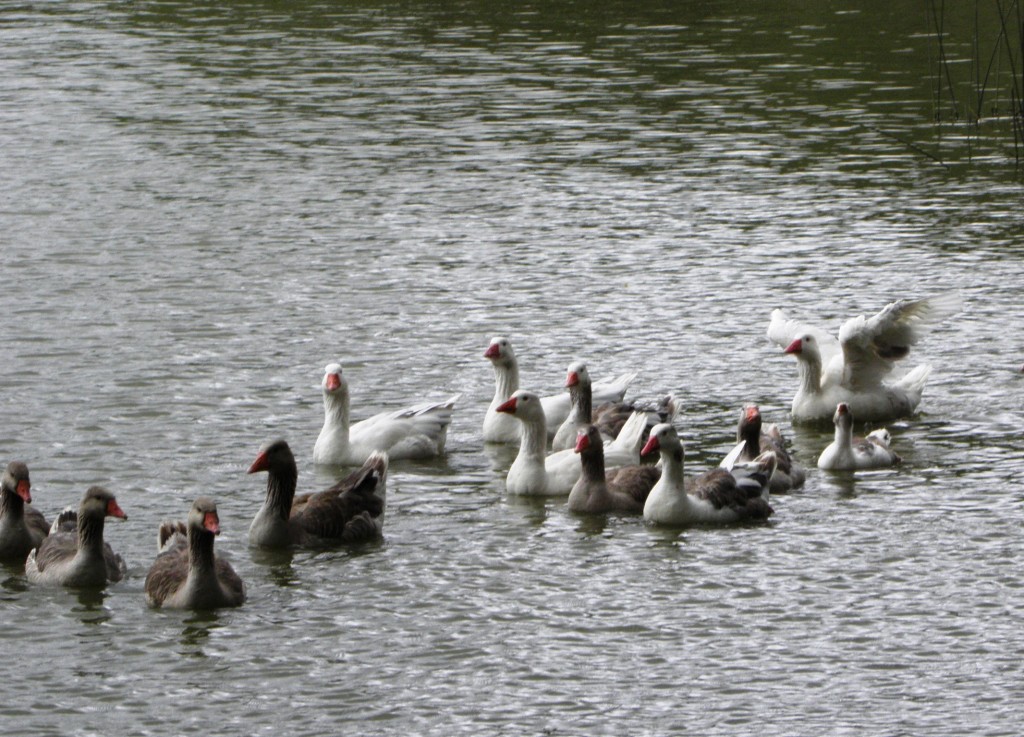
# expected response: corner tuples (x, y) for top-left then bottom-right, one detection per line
(0, 461), (50, 563)
(248, 439), (388, 549)
(552, 362), (636, 451)
(720, 405), (805, 492)
(568, 425), (660, 514)
(25, 486), (127, 587)
(145, 497), (245, 609)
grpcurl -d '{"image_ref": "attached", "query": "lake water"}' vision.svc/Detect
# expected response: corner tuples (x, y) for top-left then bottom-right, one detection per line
(2, 1), (1023, 735)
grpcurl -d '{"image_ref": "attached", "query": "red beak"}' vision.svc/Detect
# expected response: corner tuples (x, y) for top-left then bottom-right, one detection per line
(203, 511), (221, 535)
(325, 373), (341, 392)
(641, 436), (660, 457)
(784, 338), (803, 354)
(248, 452), (269, 474)
(837, 403), (849, 415)
(745, 406), (760, 423)
(106, 499), (127, 520)
(565, 371), (579, 388)
(495, 397), (517, 414)
(16, 479), (31, 503)
(484, 343), (500, 359)
(574, 432), (590, 453)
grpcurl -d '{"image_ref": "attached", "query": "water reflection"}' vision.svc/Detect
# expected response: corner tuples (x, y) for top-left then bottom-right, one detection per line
(503, 494), (551, 527)
(70, 588), (111, 625)
(572, 513), (609, 537)
(248, 547), (299, 587)
(0, 565), (30, 595)
(179, 610), (223, 657)
(482, 442), (518, 473)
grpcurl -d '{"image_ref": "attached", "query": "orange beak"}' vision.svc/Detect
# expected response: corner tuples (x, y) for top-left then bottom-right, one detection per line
(16, 479), (31, 503)
(106, 499), (127, 520)
(248, 452), (269, 474)
(203, 511), (221, 535)
(640, 436), (660, 457)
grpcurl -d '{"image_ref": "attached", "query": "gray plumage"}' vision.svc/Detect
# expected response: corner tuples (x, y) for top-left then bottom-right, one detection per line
(25, 486), (127, 587)
(145, 497), (245, 609)
(0, 461), (49, 563)
(248, 439), (388, 549)
(568, 424), (661, 514)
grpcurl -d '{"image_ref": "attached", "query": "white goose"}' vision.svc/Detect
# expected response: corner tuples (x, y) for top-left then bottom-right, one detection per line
(641, 423), (776, 527)
(482, 336), (636, 443)
(817, 402), (901, 470)
(313, 362), (459, 466)
(766, 294), (962, 423)
(495, 390), (648, 496)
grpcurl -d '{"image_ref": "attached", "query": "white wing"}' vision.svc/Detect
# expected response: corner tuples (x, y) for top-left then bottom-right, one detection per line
(838, 294), (962, 389)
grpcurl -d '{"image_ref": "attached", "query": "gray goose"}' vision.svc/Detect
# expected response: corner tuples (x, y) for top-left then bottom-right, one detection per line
(552, 362), (675, 452)
(145, 497), (245, 609)
(568, 424), (660, 514)
(0, 461), (50, 563)
(25, 486), (127, 587)
(720, 405), (805, 492)
(248, 439), (388, 549)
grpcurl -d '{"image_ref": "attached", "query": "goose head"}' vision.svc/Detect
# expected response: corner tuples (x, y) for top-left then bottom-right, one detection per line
(2, 461), (31, 503)
(564, 361), (592, 389)
(321, 362), (347, 395)
(82, 486), (127, 521)
(484, 336), (516, 367)
(738, 404), (762, 442)
(573, 424), (603, 454)
(189, 496), (221, 536)
(248, 438), (296, 476)
(833, 402), (854, 430)
(495, 390), (544, 423)
(641, 422), (681, 459)
(784, 334), (822, 362)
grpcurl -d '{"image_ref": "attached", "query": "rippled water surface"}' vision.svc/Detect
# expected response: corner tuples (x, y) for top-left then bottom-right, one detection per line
(2, 1), (1023, 735)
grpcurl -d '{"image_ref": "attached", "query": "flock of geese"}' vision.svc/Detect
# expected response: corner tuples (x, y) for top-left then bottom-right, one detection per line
(0, 294), (962, 610)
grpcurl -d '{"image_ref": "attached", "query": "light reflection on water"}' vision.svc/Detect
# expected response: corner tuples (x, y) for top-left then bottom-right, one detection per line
(1, 1), (1023, 735)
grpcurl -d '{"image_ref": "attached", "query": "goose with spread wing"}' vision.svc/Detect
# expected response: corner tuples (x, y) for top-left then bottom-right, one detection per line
(767, 294), (961, 423)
